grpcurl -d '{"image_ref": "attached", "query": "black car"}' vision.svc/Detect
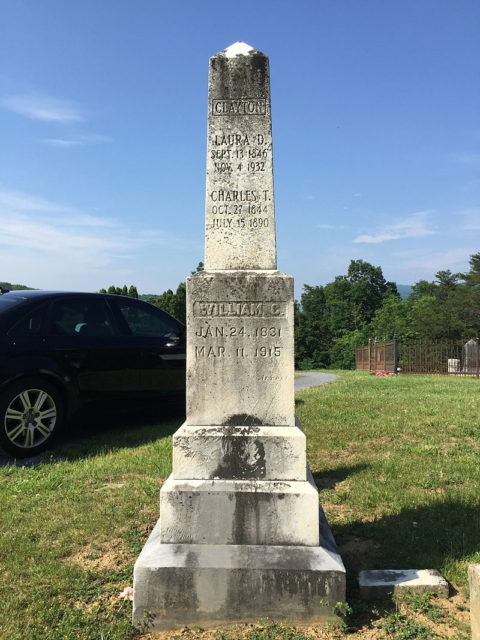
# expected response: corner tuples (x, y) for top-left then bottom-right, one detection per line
(0, 290), (186, 457)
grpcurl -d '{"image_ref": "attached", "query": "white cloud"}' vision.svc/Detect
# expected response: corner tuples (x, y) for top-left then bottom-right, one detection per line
(353, 211), (436, 244)
(0, 187), (192, 290)
(392, 247), (474, 272)
(317, 223), (349, 230)
(41, 134), (112, 148)
(1, 92), (85, 122)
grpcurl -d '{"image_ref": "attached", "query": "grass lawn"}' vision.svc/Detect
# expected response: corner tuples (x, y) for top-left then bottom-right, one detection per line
(0, 372), (478, 639)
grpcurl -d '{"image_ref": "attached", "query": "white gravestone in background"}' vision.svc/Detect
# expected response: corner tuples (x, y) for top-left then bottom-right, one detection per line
(133, 43), (345, 630)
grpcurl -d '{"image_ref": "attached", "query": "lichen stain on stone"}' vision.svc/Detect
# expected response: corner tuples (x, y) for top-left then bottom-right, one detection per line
(211, 435), (266, 480)
(223, 413), (265, 427)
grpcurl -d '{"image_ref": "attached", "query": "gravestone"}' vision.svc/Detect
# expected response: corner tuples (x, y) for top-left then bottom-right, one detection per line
(464, 339), (479, 374)
(133, 42), (345, 630)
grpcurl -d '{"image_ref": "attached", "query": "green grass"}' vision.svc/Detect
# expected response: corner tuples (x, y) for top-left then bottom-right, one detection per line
(0, 372), (478, 639)
(297, 371), (480, 587)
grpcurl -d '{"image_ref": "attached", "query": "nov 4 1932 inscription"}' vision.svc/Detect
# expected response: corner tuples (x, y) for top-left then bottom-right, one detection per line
(205, 41), (276, 271)
(133, 42), (345, 631)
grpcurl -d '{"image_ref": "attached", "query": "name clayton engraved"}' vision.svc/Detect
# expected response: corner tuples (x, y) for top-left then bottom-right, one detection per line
(212, 99), (266, 116)
(193, 301), (287, 317)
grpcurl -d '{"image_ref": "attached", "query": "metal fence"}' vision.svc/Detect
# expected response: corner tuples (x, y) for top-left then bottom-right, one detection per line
(356, 339), (396, 373)
(356, 338), (480, 376)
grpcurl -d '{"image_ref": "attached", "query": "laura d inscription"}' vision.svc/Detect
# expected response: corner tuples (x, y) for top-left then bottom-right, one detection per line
(205, 44), (276, 270)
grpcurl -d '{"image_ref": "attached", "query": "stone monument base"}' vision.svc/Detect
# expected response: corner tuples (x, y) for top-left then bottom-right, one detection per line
(133, 508), (346, 631)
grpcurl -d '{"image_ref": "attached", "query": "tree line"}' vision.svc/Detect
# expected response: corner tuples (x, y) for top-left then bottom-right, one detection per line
(295, 253), (480, 369)
(97, 253), (480, 370)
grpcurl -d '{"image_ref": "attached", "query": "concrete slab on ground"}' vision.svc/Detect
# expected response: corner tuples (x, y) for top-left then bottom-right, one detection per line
(469, 564), (480, 640)
(359, 569), (449, 600)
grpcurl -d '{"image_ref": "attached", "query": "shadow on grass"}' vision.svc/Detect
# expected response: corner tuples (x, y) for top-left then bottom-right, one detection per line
(334, 500), (480, 598)
(0, 398), (185, 466)
(312, 463), (369, 489)
(327, 500), (480, 631)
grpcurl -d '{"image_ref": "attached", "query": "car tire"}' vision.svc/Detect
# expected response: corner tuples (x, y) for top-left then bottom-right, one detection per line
(0, 378), (64, 458)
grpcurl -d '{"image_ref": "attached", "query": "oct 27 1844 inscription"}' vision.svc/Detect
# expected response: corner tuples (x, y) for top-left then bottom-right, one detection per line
(132, 42), (345, 631)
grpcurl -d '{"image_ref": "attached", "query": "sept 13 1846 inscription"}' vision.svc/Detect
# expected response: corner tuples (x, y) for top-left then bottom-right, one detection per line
(205, 41), (276, 271)
(132, 42), (345, 631)
(187, 41), (294, 428)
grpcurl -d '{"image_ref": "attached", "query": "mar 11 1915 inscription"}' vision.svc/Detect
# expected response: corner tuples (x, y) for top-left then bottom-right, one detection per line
(186, 269), (295, 427)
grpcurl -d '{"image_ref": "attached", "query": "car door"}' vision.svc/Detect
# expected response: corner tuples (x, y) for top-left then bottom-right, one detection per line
(109, 297), (186, 395)
(45, 296), (140, 399)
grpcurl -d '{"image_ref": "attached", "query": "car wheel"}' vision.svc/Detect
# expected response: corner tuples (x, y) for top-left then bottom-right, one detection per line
(0, 378), (64, 457)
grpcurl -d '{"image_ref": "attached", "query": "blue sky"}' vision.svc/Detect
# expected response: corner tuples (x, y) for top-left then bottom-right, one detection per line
(1, 0), (479, 296)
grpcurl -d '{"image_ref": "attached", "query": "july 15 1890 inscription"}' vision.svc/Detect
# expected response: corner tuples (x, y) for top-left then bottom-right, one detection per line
(133, 42), (345, 631)
(205, 41), (276, 271)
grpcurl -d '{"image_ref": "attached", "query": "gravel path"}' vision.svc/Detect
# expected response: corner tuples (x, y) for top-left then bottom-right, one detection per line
(294, 371), (337, 391)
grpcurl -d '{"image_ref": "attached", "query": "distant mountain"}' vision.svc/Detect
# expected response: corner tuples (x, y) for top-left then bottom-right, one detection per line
(397, 284), (413, 299)
(0, 281), (34, 291)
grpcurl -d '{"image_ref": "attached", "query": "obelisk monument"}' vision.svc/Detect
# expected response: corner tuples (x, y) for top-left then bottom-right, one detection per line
(133, 42), (345, 629)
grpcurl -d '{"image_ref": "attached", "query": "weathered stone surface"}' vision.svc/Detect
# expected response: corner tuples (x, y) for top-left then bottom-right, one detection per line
(159, 471), (319, 546)
(133, 42), (345, 630)
(173, 420), (306, 481)
(186, 270), (294, 426)
(469, 564), (480, 640)
(359, 569), (449, 600)
(205, 42), (276, 271)
(133, 508), (346, 631)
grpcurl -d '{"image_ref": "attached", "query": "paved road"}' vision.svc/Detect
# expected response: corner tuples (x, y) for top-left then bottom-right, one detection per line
(295, 371), (337, 391)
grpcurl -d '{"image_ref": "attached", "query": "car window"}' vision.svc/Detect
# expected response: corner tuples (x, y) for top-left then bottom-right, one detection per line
(7, 303), (48, 336)
(49, 298), (115, 336)
(115, 299), (181, 337)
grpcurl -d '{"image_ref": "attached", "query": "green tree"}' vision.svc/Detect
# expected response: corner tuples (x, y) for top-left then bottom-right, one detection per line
(346, 259), (398, 329)
(128, 285), (139, 298)
(154, 289), (176, 317)
(329, 330), (364, 369)
(295, 285), (331, 369)
(295, 260), (397, 370)
(172, 282), (186, 323)
(192, 261), (204, 274)
(368, 295), (409, 341)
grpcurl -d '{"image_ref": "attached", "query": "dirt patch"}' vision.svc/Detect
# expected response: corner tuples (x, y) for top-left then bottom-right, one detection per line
(337, 535), (382, 570)
(93, 482), (126, 491)
(134, 590), (471, 640)
(68, 538), (131, 571)
(314, 475), (348, 490)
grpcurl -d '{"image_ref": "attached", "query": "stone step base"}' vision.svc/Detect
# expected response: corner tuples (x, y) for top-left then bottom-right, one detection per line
(133, 508), (346, 631)
(173, 420), (306, 481)
(159, 471), (319, 546)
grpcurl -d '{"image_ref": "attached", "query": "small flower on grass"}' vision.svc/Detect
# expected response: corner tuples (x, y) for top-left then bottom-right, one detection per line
(370, 371), (397, 376)
(118, 586), (134, 601)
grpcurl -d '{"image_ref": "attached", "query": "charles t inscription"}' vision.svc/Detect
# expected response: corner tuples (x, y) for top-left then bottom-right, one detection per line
(204, 44), (276, 270)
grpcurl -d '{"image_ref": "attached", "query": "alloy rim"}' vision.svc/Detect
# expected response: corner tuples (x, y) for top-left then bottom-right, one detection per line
(4, 389), (57, 449)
